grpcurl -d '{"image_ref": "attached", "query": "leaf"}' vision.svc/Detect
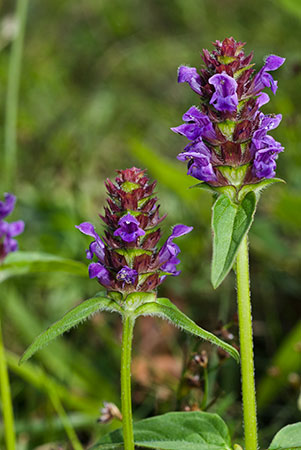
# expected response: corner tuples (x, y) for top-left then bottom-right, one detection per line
(93, 411), (233, 450)
(20, 295), (121, 364)
(211, 192), (257, 289)
(0, 251), (87, 283)
(238, 178), (285, 201)
(268, 422), (301, 450)
(134, 297), (239, 363)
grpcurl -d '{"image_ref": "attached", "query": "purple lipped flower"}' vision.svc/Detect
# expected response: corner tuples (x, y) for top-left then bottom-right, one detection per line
(171, 106), (218, 143)
(253, 55), (285, 95)
(178, 66), (202, 95)
(251, 113), (282, 150)
(177, 140), (217, 182)
(159, 224), (193, 276)
(114, 213), (145, 243)
(0, 193), (24, 261)
(88, 262), (111, 286)
(253, 148), (281, 179)
(116, 266), (138, 285)
(76, 222), (105, 261)
(0, 193), (16, 220)
(209, 72), (238, 112)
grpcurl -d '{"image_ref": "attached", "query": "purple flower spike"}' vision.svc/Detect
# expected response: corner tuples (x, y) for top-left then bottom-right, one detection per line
(114, 213), (145, 243)
(253, 54), (285, 95)
(88, 262), (111, 285)
(116, 266), (138, 285)
(209, 72), (238, 112)
(178, 66), (202, 95)
(76, 222), (105, 261)
(159, 224), (193, 276)
(0, 193), (16, 220)
(171, 106), (218, 143)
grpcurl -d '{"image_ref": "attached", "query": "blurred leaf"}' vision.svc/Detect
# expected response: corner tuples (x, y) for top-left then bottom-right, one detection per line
(211, 192), (256, 288)
(257, 321), (301, 409)
(20, 295), (121, 364)
(0, 251), (87, 283)
(268, 422), (301, 449)
(135, 297), (240, 363)
(93, 411), (233, 449)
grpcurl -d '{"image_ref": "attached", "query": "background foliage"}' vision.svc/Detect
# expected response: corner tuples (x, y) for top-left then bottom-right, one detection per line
(1, 0), (300, 448)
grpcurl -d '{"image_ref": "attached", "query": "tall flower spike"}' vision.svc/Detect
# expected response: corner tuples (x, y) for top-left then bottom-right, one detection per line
(172, 37), (285, 192)
(76, 168), (192, 295)
(0, 193), (25, 262)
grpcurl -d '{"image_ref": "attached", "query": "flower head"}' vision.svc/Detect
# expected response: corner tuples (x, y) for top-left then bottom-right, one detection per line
(76, 168), (192, 295)
(0, 193), (24, 261)
(172, 37), (285, 187)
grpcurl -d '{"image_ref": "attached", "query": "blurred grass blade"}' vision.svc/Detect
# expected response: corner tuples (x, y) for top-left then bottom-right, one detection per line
(7, 350), (100, 413)
(4, 0), (29, 189)
(48, 385), (83, 450)
(134, 297), (240, 363)
(20, 295), (121, 364)
(0, 251), (87, 282)
(257, 321), (301, 409)
(0, 321), (16, 450)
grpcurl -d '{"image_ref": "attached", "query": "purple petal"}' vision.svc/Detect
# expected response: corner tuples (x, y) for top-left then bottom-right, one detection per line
(3, 237), (18, 254)
(170, 224), (193, 239)
(88, 262), (111, 285)
(114, 213), (145, 243)
(0, 193), (16, 220)
(116, 266), (138, 284)
(7, 220), (25, 238)
(209, 72), (238, 112)
(76, 222), (98, 237)
(265, 55), (286, 71)
(256, 92), (270, 108)
(178, 66), (202, 95)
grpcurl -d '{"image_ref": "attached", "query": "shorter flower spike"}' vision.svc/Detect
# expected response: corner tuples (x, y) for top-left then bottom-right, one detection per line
(0, 193), (24, 261)
(76, 168), (192, 295)
(172, 37), (285, 189)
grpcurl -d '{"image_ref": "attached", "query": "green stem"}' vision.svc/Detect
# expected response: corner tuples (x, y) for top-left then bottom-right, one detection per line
(0, 320), (16, 450)
(4, 0), (29, 189)
(121, 314), (135, 450)
(236, 236), (258, 450)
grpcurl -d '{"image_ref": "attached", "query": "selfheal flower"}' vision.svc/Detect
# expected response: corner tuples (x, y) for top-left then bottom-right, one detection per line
(178, 66), (202, 95)
(209, 72), (238, 112)
(76, 168), (192, 295)
(177, 140), (217, 182)
(252, 55), (285, 95)
(76, 222), (105, 261)
(171, 106), (218, 143)
(0, 193), (16, 220)
(114, 213), (145, 243)
(116, 266), (138, 285)
(0, 193), (24, 261)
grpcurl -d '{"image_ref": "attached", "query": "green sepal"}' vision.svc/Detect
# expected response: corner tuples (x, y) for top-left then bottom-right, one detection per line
(217, 119), (235, 140)
(19, 294), (121, 365)
(134, 297), (239, 363)
(93, 411), (233, 450)
(0, 251), (87, 283)
(238, 177), (285, 202)
(268, 422), (301, 450)
(211, 192), (257, 289)
(218, 164), (249, 188)
(190, 182), (237, 202)
(234, 64), (255, 80)
(124, 291), (156, 311)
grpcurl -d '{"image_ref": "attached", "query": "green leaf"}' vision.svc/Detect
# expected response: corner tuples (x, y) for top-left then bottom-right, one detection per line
(268, 422), (301, 450)
(134, 297), (239, 363)
(0, 251), (87, 283)
(238, 178), (285, 201)
(20, 295), (121, 364)
(93, 411), (233, 450)
(211, 192), (257, 289)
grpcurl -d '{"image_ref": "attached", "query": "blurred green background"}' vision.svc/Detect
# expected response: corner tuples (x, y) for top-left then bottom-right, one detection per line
(1, 0), (301, 448)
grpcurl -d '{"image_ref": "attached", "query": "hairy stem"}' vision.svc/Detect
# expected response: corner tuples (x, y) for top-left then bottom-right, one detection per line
(121, 314), (135, 450)
(0, 320), (16, 450)
(4, 0), (29, 189)
(236, 236), (258, 450)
